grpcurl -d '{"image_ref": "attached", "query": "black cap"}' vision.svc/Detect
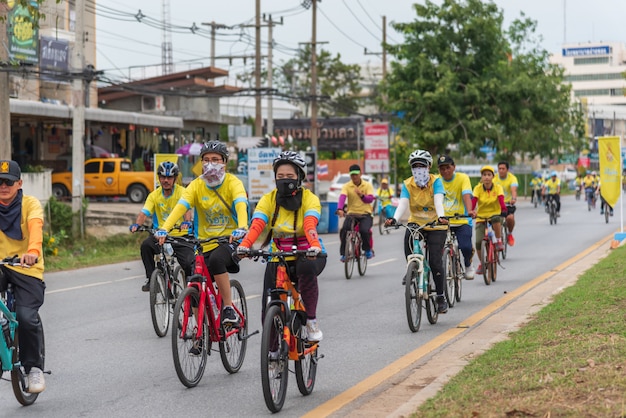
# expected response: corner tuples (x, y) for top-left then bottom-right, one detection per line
(0, 160), (21, 181)
(437, 155), (455, 167)
(349, 164), (361, 174)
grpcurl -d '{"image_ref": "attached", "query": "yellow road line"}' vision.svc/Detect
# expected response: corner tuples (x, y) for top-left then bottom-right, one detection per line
(304, 233), (614, 417)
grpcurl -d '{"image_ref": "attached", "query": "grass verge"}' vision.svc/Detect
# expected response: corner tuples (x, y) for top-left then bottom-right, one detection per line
(415, 244), (626, 417)
(45, 232), (143, 272)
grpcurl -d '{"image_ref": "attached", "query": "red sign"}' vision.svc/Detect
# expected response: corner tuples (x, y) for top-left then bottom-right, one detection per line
(364, 122), (389, 173)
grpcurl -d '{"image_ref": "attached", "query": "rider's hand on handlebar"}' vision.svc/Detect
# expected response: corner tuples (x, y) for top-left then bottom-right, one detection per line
(335, 209), (344, 217)
(180, 221), (193, 231)
(230, 228), (248, 243)
(306, 246), (321, 258)
(384, 217), (396, 227)
(21, 252), (38, 266)
(129, 223), (140, 232)
(437, 217), (449, 225)
(154, 229), (167, 245)
(236, 245), (250, 257)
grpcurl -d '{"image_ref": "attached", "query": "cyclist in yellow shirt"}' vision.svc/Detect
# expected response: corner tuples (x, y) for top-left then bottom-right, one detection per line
(494, 161), (518, 246)
(542, 171), (561, 217)
(337, 164), (375, 261)
(529, 173), (543, 206)
(582, 171), (598, 206)
(469, 165), (507, 275)
(376, 178), (395, 220)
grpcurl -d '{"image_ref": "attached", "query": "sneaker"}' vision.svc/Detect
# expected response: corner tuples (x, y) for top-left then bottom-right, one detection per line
(476, 263), (483, 275)
(557, 212), (560, 218)
(496, 240), (504, 251)
(222, 306), (238, 325)
(340, 255), (345, 263)
(436, 295), (448, 314)
(27, 367), (45, 393)
(188, 338), (203, 356)
(306, 319), (323, 341)
(365, 250), (374, 259)
(464, 264), (475, 280)
(507, 234), (515, 246)
(141, 278), (150, 292)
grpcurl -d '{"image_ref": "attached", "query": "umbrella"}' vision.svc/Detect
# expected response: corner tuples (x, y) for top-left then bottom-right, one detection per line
(176, 142), (204, 155)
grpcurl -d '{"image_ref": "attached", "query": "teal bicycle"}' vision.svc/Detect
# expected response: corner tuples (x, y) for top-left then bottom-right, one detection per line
(0, 256), (46, 405)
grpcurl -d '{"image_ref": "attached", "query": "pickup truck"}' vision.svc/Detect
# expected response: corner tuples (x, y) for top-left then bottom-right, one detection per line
(51, 158), (155, 203)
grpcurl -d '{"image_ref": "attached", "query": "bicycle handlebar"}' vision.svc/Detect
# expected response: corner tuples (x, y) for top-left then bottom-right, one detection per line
(245, 248), (328, 262)
(0, 255), (34, 267)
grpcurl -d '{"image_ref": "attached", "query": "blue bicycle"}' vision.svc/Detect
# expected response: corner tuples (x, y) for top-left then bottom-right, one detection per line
(0, 256), (46, 405)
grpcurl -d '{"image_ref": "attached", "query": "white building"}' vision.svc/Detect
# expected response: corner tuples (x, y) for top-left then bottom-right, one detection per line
(551, 42), (626, 106)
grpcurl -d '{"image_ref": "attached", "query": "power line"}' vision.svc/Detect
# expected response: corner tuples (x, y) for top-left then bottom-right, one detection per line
(318, 5), (369, 50)
(341, 0), (381, 42)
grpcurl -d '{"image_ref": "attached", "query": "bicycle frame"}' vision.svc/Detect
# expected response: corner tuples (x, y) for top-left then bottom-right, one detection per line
(0, 296), (17, 372)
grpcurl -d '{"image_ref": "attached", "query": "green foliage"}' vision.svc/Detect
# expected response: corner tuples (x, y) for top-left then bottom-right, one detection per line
(44, 196), (88, 234)
(42, 229), (67, 257)
(383, 0), (584, 162)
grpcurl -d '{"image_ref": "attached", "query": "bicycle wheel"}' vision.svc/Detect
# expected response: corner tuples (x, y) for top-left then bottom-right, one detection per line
(501, 225), (508, 260)
(150, 268), (170, 337)
(533, 192), (538, 208)
(481, 242), (491, 285)
(171, 265), (186, 302)
(219, 279), (248, 374)
(454, 253), (463, 302)
(172, 287), (208, 388)
(425, 273), (438, 324)
(344, 233), (355, 280)
(357, 236), (367, 276)
(11, 314), (44, 406)
(488, 244), (497, 283)
(378, 211), (385, 235)
(443, 250), (456, 308)
(404, 261), (422, 332)
(261, 305), (289, 413)
(294, 312), (317, 396)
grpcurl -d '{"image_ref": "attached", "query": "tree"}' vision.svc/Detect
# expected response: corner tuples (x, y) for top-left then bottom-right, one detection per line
(382, 0), (584, 162)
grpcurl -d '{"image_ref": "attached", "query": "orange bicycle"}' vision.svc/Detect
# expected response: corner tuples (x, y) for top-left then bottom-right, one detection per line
(247, 248), (325, 413)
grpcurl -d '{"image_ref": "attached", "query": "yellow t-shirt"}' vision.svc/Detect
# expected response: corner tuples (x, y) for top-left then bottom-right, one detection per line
(543, 178), (561, 194)
(494, 172), (518, 204)
(376, 187), (393, 207)
(441, 172), (472, 226)
(252, 188), (325, 253)
(162, 174), (248, 252)
(401, 174), (446, 230)
(473, 183), (504, 219)
(3, 195), (45, 280)
(141, 184), (187, 237)
(341, 179), (374, 215)
(530, 177), (543, 189)
(582, 175), (597, 189)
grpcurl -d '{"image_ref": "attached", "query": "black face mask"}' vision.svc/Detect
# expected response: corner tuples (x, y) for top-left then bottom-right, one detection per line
(276, 179), (302, 211)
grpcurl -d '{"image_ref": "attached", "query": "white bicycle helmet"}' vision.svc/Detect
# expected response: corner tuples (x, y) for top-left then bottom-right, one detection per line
(408, 149), (433, 167)
(200, 140), (229, 162)
(273, 151), (307, 183)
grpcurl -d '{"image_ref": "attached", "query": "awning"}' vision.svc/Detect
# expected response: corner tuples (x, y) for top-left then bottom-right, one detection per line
(10, 99), (184, 129)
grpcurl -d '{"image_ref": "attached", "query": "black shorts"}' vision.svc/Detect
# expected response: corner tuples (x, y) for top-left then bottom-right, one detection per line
(506, 205), (516, 215)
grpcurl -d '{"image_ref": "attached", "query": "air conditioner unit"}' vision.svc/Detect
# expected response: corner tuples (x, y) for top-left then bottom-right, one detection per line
(142, 95), (165, 112)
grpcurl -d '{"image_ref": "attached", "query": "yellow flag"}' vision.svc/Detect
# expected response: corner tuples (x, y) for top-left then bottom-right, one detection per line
(153, 154), (182, 187)
(598, 136), (621, 208)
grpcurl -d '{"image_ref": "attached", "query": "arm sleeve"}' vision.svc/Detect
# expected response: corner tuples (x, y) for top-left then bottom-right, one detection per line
(361, 194), (375, 204)
(27, 218), (43, 257)
(303, 215), (321, 248)
(338, 194), (347, 209)
(239, 217), (267, 248)
(434, 193), (445, 217)
(235, 200), (249, 228)
(498, 195), (507, 212)
(393, 197), (409, 222)
(471, 196), (477, 210)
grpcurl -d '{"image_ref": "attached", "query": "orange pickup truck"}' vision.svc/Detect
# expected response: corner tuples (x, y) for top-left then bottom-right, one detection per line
(51, 158), (155, 203)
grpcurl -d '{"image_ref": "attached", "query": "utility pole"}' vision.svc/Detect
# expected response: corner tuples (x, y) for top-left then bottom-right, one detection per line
(263, 14), (283, 138)
(201, 21), (228, 67)
(71, 0), (86, 238)
(254, 0), (262, 137)
(310, 0), (318, 156)
(0, 3), (11, 159)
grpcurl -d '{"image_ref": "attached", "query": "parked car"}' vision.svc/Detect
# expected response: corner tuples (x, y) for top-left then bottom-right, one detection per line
(326, 173), (379, 202)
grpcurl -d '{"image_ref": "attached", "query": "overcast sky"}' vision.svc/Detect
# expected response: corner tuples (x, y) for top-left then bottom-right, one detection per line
(94, 0), (626, 83)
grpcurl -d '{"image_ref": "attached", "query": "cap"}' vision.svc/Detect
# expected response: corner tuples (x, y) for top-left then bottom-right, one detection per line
(480, 165), (495, 175)
(0, 160), (21, 181)
(349, 164), (361, 175)
(437, 155), (455, 167)
(381, 178), (388, 184)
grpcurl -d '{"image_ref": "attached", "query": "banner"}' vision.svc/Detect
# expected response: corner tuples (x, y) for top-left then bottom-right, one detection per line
(598, 136), (621, 208)
(364, 122), (389, 173)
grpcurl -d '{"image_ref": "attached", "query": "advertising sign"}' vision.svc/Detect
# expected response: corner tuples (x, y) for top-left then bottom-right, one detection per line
(40, 36), (69, 81)
(598, 136), (621, 208)
(247, 148), (282, 202)
(364, 122), (389, 173)
(8, 1), (39, 64)
(272, 118), (361, 151)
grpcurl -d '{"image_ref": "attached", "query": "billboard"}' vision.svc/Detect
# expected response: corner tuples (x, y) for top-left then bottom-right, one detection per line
(364, 122), (389, 173)
(8, 1), (39, 64)
(40, 36), (69, 81)
(272, 118), (362, 151)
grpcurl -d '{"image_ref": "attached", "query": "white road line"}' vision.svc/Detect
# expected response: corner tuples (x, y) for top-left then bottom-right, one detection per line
(368, 258), (398, 267)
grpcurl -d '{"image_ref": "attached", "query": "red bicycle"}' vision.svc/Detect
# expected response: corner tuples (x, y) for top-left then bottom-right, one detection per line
(171, 235), (257, 387)
(476, 217), (499, 285)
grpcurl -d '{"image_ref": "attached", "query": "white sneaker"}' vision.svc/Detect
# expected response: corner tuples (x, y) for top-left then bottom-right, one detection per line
(27, 367), (45, 393)
(464, 265), (475, 280)
(306, 319), (323, 341)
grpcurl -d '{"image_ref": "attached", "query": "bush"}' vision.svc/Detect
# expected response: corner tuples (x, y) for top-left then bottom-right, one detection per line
(45, 196), (88, 234)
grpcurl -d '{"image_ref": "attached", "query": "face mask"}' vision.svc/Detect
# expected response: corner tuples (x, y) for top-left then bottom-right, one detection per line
(202, 162), (226, 187)
(412, 166), (430, 187)
(276, 178), (299, 197)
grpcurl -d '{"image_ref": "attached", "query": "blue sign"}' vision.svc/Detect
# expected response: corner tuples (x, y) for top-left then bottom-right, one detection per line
(562, 46), (610, 57)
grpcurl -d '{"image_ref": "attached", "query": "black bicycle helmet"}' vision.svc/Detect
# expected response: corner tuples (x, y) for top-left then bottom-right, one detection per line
(200, 140), (229, 162)
(272, 151), (307, 183)
(157, 161), (179, 177)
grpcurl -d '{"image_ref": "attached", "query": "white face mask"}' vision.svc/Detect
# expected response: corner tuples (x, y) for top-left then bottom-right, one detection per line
(412, 166), (430, 187)
(202, 162), (226, 187)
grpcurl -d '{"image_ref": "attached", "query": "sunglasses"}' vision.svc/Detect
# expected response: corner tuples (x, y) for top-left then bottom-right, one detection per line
(0, 179), (16, 186)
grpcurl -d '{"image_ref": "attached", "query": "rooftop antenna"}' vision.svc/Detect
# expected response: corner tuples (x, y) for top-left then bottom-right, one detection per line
(161, 0), (174, 75)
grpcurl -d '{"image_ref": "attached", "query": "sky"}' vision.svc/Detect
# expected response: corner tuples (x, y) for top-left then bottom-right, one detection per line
(93, 0), (626, 85)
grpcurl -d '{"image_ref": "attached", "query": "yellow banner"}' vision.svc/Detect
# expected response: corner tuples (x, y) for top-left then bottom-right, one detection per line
(153, 154), (182, 187)
(598, 136), (621, 208)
